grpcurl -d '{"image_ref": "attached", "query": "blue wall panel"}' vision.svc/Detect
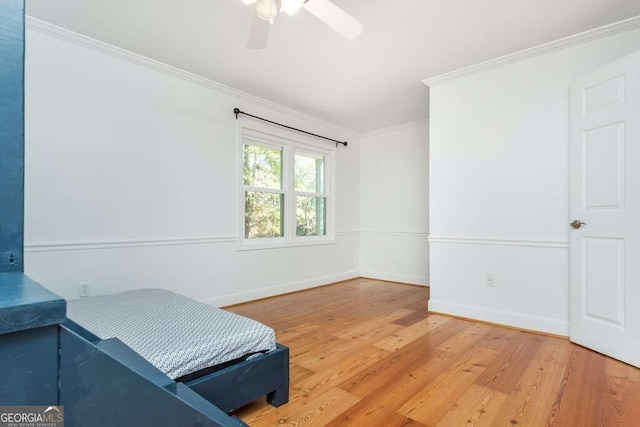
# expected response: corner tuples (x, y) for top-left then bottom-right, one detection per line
(0, 0), (25, 272)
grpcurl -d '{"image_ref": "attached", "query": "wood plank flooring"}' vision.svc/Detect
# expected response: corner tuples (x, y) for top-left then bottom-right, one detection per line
(228, 278), (640, 426)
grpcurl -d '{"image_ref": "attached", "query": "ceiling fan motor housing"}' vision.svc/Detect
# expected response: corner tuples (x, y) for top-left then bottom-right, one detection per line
(256, 0), (278, 22)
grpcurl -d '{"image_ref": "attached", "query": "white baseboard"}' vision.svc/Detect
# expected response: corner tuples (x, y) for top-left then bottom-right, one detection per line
(360, 271), (429, 286)
(203, 270), (359, 307)
(428, 299), (569, 336)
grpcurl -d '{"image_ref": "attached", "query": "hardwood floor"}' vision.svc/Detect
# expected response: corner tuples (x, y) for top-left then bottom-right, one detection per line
(228, 278), (640, 426)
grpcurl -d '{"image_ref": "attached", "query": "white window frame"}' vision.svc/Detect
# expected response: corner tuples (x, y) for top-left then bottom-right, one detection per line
(238, 121), (336, 251)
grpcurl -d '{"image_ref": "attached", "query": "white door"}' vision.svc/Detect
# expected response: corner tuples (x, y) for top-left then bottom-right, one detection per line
(570, 50), (640, 367)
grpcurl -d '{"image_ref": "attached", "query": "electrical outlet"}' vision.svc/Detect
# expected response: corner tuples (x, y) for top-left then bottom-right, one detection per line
(485, 273), (496, 288)
(79, 282), (91, 298)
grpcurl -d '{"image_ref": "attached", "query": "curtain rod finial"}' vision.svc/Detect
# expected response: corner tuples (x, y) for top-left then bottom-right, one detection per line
(233, 108), (241, 119)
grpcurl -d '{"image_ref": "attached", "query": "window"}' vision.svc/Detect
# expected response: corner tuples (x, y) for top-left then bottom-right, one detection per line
(240, 127), (334, 249)
(243, 143), (284, 239)
(294, 152), (326, 237)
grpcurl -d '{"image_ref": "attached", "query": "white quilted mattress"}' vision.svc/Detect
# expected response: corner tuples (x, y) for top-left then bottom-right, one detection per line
(67, 288), (276, 380)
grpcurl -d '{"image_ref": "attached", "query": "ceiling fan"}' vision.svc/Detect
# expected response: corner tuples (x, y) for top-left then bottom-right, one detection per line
(240, 0), (364, 49)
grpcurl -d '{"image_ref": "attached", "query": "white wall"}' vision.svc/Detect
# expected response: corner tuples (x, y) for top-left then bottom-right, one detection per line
(428, 26), (640, 335)
(360, 120), (429, 285)
(24, 23), (360, 306)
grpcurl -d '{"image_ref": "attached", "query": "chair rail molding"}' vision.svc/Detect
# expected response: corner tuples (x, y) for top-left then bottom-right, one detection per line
(336, 231), (360, 237)
(428, 235), (569, 249)
(361, 230), (429, 238)
(26, 231), (363, 252)
(24, 236), (239, 252)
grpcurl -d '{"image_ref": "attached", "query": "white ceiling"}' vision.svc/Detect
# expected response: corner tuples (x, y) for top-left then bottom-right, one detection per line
(26, 0), (640, 131)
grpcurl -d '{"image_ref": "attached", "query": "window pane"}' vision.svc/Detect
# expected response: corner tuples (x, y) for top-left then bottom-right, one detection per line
(296, 196), (326, 236)
(243, 144), (282, 189)
(295, 154), (325, 193)
(245, 191), (284, 239)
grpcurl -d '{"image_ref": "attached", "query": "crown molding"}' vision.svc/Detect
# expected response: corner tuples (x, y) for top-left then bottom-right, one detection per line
(422, 14), (640, 87)
(362, 118), (429, 138)
(25, 16), (356, 136)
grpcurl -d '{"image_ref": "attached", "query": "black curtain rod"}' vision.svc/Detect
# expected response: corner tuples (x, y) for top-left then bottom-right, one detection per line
(234, 108), (348, 147)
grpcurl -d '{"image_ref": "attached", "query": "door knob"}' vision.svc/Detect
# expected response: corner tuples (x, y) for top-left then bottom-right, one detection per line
(570, 220), (586, 229)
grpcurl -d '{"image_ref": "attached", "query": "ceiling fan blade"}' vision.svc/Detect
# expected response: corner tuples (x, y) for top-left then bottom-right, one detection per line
(303, 0), (364, 40)
(247, 14), (270, 49)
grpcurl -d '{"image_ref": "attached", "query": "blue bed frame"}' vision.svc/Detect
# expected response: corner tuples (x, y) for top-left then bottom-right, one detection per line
(185, 343), (290, 412)
(63, 318), (290, 415)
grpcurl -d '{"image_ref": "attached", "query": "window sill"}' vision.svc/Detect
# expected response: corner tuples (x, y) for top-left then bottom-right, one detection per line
(237, 238), (337, 252)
